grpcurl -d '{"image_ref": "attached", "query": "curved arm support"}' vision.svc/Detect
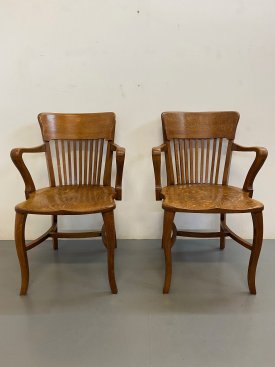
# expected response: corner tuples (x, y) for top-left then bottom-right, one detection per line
(10, 144), (46, 198)
(152, 143), (167, 200)
(110, 142), (125, 200)
(232, 143), (268, 197)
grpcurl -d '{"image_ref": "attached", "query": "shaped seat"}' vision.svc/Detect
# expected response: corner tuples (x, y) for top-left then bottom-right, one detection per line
(15, 185), (116, 215)
(161, 184), (263, 213)
(11, 112), (125, 295)
(152, 111), (267, 294)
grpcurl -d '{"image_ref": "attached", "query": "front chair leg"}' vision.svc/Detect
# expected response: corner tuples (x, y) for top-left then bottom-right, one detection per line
(102, 224), (117, 249)
(15, 212), (29, 295)
(162, 210), (175, 294)
(248, 211), (263, 294)
(102, 211), (118, 294)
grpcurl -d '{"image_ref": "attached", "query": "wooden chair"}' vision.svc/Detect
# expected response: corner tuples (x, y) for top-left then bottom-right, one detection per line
(152, 111), (268, 294)
(11, 112), (125, 295)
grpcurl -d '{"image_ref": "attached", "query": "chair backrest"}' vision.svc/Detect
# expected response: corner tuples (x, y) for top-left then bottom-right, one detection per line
(161, 111), (240, 185)
(38, 113), (116, 187)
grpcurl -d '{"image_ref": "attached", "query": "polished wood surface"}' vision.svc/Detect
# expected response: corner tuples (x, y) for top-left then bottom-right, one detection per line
(11, 112), (125, 295)
(15, 186), (116, 215)
(51, 139), (107, 186)
(153, 111), (267, 294)
(169, 138), (231, 185)
(14, 213), (28, 296)
(38, 112), (115, 141)
(10, 144), (46, 198)
(162, 111), (239, 139)
(161, 184), (263, 213)
(232, 143), (268, 197)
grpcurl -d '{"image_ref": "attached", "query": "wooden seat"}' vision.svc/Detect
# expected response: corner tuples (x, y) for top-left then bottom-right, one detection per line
(15, 186), (116, 215)
(11, 112), (125, 295)
(152, 111), (268, 295)
(162, 184), (263, 213)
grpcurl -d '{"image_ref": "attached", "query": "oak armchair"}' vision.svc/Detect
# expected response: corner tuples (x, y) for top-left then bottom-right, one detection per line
(152, 111), (267, 294)
(11, 112), (125, 295)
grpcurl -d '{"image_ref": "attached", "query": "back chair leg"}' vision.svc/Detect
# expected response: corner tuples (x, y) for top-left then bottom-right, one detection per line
(248, 211), (263, 294)
(102, 211), (118, 294)
(15, 212), (29, 295)
(220, 214), (226, 250)
(162, 210), (175, 294)
(52, 215), (58, 250)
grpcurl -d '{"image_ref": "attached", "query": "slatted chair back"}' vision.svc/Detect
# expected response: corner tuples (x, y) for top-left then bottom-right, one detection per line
(161, 112), (240, 185)
(38, 113), (116, 187)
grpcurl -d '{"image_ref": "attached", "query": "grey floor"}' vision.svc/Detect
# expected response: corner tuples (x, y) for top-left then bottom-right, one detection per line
(0, 239), (275, 367)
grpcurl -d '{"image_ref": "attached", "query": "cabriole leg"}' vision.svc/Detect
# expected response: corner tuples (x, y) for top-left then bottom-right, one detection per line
(248, 211), (263, 294)
(15, 212), (29, 295)
(102, 211), (118, 294)
(162, 210), (175, 294)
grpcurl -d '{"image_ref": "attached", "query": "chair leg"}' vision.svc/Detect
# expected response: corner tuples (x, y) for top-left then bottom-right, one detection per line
(162, 222), (177, 249)
(248, 211), (263, 295)
(52, 215), (58, 250)
(102, 211), (118, 294)
(220, 213), (226, 250)
(102, 223), (117, 249)
(162, 210), (175, 294)
(14, 212), (29, 296)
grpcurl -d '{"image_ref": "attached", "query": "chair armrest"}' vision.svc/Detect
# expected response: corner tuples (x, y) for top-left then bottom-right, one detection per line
(10, 144), (46, 198)
(152, 143), (167, 200)
(110, 143), (125, 200)
(232, 143), (268, 197)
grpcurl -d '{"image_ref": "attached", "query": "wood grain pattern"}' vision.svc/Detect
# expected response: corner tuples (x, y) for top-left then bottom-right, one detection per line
(15, 185), (116, 215)
(38, 112), (115, 141)
(161, 184), (263, 213)
(162, 111), (239, 139)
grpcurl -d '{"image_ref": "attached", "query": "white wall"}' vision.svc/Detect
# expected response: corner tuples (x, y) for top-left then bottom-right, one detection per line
(0, 0), (274, 239)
